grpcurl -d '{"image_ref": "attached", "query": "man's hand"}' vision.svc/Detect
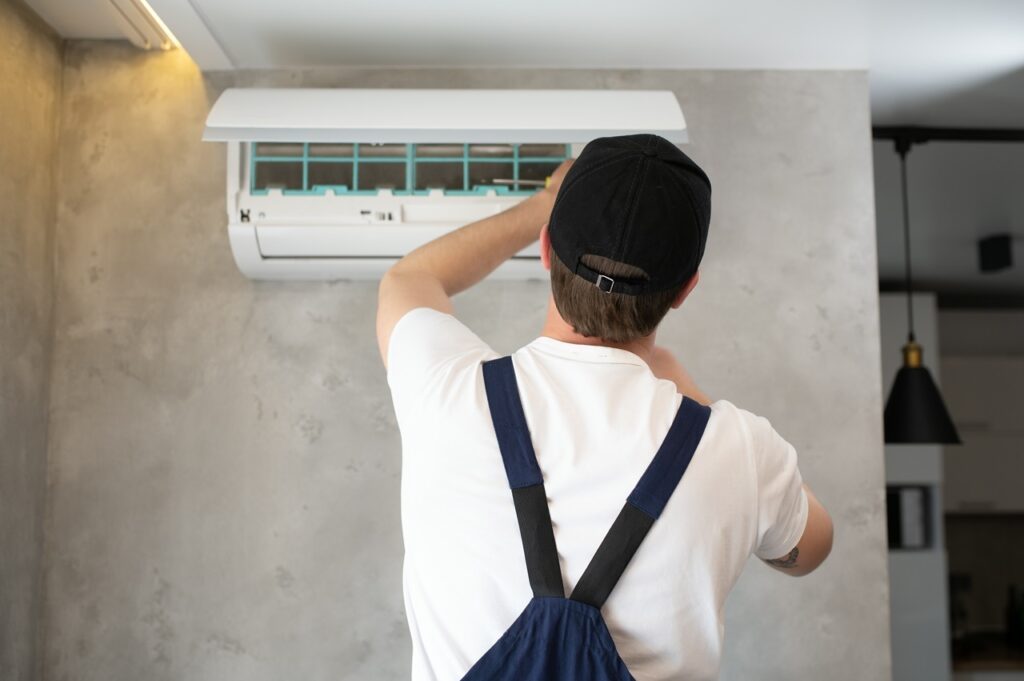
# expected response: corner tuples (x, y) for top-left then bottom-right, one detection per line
(543, 159), (573, 199)
(376, 160), (574, 367)
(646, 345), (712, 405)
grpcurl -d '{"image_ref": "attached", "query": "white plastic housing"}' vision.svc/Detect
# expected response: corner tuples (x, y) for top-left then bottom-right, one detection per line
(204, 88), (689, 280)
(204, 88), (688, 144)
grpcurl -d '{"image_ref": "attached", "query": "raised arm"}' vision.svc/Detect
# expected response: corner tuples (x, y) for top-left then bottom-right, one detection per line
(375, 161), (572, 368)
(647, 345), (833, 577)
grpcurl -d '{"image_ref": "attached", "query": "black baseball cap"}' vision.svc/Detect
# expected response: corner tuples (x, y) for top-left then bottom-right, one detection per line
(548, 134), (712, 296)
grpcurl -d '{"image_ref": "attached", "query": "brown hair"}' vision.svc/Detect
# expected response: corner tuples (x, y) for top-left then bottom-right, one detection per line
(549, 248), (686, 343)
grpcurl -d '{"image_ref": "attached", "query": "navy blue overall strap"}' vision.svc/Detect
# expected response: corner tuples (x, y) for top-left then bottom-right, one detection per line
(570, 396), (712, 609)
(482, 356), (564, 598)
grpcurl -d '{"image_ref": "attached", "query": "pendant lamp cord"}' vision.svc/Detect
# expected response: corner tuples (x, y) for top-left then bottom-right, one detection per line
(897, 141), (915, 342)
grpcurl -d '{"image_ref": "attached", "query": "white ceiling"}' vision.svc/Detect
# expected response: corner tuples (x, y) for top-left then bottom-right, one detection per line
(24, 0), (1024, 127)
(23, 0), (1024, 297)
(874, 140), (1024, 298)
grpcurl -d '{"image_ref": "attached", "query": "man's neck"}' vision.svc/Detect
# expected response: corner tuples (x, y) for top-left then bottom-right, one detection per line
(537, 295), (656, 363)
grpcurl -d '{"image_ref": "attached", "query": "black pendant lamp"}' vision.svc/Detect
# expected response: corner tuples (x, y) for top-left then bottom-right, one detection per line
(883, 139), (961, 445)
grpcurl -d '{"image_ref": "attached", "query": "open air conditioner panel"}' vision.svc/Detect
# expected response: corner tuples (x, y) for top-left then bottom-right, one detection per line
(203, 88), (689, 144)
(204, 88), (688, 280)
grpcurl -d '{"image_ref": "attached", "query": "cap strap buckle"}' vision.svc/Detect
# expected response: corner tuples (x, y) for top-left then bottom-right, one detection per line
(595, 274), (615, 293)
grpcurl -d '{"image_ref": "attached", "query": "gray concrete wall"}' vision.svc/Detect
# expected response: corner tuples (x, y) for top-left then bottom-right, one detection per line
(0, 2), (61, 680)
(43, 41), (891, 680)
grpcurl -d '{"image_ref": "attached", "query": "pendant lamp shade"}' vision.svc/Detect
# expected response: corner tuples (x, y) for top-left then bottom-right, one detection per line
(883, 140), (961, 445)
(884, 341), (961, 444)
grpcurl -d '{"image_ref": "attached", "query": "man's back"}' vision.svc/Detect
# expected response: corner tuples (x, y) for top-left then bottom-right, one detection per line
(388, 308), (808, 681)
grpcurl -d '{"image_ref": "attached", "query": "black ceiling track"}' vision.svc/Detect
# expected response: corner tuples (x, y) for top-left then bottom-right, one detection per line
(873, 126), (1024, 146)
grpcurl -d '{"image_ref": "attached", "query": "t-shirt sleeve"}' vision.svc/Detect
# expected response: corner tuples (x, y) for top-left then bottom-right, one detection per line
(385, 307), (498, 417)
(742, 409), (810, 561)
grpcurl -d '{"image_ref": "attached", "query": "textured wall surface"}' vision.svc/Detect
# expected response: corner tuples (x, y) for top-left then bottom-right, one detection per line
(0, 2), (61, 680)
(43, 42), (891, 681)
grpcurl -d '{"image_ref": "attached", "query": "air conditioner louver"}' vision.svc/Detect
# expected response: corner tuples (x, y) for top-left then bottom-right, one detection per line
(203, 88), (689, 280)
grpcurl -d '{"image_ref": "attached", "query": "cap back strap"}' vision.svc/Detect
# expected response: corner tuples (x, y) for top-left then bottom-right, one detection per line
(574, 260), (648, 295)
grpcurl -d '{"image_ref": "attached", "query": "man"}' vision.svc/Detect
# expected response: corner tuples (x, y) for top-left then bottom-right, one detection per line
(377, 134), (833, 681)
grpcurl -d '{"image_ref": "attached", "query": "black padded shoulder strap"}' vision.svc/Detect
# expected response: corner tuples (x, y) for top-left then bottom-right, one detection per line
(570, 397), (712, 609)
(482, 356), (564, 598)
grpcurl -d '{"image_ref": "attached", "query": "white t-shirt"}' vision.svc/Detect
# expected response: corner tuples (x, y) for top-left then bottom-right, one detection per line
(386, 307), (808, 681)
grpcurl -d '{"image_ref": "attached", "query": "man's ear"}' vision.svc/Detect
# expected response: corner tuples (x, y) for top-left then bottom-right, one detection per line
(539, 223), (552, 271)
(670, 270), (700, 309)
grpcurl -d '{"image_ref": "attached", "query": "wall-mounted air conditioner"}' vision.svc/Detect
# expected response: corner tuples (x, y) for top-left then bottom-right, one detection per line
(202, 88), (688, 280)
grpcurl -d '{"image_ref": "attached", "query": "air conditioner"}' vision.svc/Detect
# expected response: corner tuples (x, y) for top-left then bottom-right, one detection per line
(202, 88), (688, 280)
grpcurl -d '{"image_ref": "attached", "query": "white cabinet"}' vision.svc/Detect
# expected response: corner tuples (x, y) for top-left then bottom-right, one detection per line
(941, 357), (1024, 513)
(944, 431), (1024, 512)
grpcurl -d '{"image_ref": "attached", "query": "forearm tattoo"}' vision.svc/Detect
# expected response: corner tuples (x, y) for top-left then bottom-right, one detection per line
(766, 547), (800, 569)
